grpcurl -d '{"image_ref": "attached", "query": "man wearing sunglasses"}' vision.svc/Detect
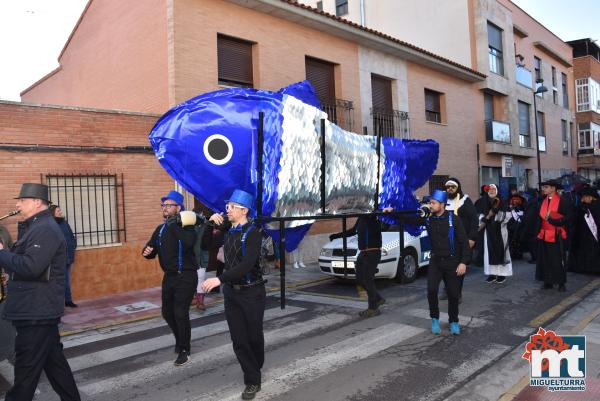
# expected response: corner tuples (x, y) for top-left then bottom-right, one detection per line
(443, 178), (478, 302)
(142, 190), (197, 367)
(202, 189), (265, 400)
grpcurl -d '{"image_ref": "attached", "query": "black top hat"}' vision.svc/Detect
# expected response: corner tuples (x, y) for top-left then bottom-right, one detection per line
(540, 179), (563, 189)
(580, 187), (598, 198)
(14, 183), (50, 202)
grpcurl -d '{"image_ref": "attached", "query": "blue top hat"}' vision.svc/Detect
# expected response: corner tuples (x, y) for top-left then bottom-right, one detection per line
(429, 189), (448, 204)
(225, 189), (255, 211)
(161, 190), (185, 210)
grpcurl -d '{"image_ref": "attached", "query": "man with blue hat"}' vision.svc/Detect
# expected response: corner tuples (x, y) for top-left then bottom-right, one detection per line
(202, 189), (265, 400)
(401, 189), (470, 335)
(143, 190), (198, 366)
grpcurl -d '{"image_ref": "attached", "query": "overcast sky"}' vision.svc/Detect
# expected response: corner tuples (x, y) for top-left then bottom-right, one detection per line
(0, 0), (598, 102)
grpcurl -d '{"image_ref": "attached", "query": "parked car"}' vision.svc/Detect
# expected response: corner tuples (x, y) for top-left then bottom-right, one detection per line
(319, 228), (431, 283)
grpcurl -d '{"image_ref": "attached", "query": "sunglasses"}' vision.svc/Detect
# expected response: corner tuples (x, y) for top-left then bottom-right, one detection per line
(225, 204), (246, 211)
(160, 203), (179, 209)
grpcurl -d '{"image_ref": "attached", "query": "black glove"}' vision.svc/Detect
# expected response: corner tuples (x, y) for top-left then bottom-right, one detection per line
(329, 233), (340, 242)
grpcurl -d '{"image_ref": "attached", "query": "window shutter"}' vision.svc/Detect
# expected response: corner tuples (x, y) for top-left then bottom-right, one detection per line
(306, 57), (336, 103)
(218, 35), (253, 87)
(487, 23), (503, 50)
(518, 101), (530, 134)
(371, 75), (393, 111)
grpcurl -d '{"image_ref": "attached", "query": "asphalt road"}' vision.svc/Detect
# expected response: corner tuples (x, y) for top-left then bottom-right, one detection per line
(1, 260), (599, 401)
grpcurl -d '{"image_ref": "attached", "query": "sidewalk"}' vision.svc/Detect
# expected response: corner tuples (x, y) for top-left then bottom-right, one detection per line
(510, 305), (600, 401)
(60, 262), (329, 335)
(446, 279), (600, 401)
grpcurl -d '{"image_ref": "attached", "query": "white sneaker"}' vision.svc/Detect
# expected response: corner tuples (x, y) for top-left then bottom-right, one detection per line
(293, 262), (300, 269)
(299, 262), (306, 268)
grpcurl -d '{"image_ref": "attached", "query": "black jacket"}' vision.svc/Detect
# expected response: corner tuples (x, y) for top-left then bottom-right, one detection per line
(330, 215), (382, 250)
(205, 221), (262, 285)
(0, 210), (67, 321)
(403, 211), (471, 265)
(56, 219), (77, 265)
(144, 220), (197, 273)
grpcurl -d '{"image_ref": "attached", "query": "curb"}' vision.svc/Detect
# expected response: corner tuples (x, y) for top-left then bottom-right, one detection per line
(60, 275), (334, 337)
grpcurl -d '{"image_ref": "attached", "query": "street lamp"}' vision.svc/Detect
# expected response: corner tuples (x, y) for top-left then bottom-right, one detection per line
(533, 81), (548, 190)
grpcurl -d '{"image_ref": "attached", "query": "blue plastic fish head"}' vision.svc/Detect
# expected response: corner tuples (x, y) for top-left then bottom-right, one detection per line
(148, 87), (283, 214)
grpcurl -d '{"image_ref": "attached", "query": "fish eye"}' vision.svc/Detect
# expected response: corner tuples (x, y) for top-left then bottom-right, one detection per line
(203, 134), (233, 165)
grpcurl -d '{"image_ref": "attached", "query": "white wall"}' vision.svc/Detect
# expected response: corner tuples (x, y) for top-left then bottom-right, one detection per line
(358, 46), (409, 135)
(302, 0), (473, 68)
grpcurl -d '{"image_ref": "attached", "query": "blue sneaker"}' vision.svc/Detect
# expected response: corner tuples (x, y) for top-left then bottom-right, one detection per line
(450, 322), (461, 335)
(431, 318), (441, 335)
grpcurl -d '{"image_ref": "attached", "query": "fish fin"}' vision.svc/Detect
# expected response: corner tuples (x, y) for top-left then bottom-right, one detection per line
(264, 224), (312, 252)
(278, 81), (321, 109)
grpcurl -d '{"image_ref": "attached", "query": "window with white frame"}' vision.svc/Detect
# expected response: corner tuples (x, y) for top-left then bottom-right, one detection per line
(577, 78), (590, 111)
(579, 123), (592, 149)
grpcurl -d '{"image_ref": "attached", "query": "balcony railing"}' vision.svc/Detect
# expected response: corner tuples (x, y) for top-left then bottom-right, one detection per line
(578, 147), (600, 156)
(322, 98), (355, 132)
(516, 65), (533, 88)
(485, 120), (511, 143)
(520, 134), (532, 148)
(370, 107), (410, 139)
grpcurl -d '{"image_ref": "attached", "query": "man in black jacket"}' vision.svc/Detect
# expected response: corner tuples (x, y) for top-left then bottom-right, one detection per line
(329, 208), (393, 318)
(402, 190), (470, 335)
(0, 183), (80, 401)
(143, 190), (197, 366)
(202, 189), (265, 400)
(444, 177), (478, 300)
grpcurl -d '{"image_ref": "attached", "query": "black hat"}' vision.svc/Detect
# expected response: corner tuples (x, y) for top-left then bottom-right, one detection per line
(14, 183), (50, 202)
(580, 187), (598, 199)
(540, 179), (563, 189)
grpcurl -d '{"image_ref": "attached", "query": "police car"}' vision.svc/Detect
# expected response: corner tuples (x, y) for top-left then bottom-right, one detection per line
(318, 228), (431, 283)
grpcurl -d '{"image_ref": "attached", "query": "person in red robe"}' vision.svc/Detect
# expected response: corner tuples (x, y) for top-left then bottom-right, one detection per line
(535, 179), (573, 292)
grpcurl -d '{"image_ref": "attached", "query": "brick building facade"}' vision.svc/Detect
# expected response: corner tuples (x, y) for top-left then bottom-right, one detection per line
(0, 100), (172, 300)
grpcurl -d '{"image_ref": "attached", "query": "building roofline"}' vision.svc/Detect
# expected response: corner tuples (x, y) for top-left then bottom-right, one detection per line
(58, 0), (94, 62)
(20, 66), (62, 96)
(19, 0), (94, 97)
(505, 0), (569, 45)
(0, 99), (162, 118)
(567, 38), (600, 54)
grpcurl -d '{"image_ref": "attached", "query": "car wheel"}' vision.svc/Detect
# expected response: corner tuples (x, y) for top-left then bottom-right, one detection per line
(395, 249), (418, 284)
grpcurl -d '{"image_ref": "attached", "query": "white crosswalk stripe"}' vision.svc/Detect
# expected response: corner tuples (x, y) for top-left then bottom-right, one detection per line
(63, 304), (228, 349)
(187, 323), (425, 401)
(67, 305), (304, 372)
(78, 312), (353, 396)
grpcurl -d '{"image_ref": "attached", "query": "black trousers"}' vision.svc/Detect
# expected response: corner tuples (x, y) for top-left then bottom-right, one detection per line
(223, 284), (266, 386)
(355, 250), (382, 309)
(161, 270), (198, 352)
(6, 323), (80, 401)
(427, 257), (462, 323)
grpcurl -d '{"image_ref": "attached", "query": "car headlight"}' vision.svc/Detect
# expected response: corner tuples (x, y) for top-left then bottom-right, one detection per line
(320, 248), (333, 257)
